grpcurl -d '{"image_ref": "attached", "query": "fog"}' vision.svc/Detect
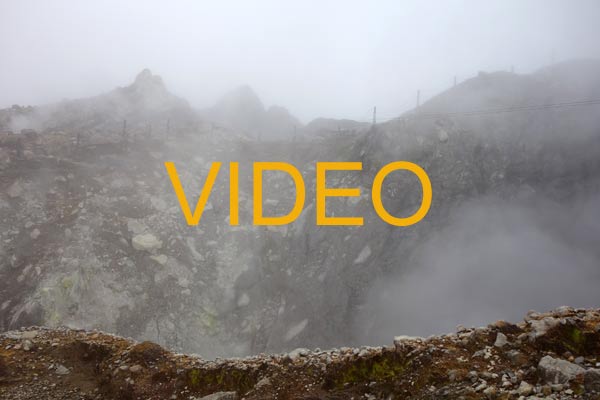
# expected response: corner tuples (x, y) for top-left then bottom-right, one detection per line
(356, 191), (600, 344)
(1, 1), (600, 358)
(2, 0), (600, 121)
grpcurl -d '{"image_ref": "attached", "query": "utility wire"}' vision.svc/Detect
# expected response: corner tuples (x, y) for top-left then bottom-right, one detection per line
(360, 99), (600, 124)
(370, 99), (600, 123)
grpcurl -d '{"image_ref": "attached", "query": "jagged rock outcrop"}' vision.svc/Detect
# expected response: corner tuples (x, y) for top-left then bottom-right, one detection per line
(200, 85), (302, 139)
(0, 69), (200, 140)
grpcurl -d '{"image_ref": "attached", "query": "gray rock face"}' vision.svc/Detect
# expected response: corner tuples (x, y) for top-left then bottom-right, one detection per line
(538, 355), (585, 384)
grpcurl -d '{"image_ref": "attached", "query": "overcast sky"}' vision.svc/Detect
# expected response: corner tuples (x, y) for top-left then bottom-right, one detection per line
(1, 0), (600, 122)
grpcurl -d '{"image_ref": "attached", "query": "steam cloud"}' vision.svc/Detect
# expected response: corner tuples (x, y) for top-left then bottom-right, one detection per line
(356, 190), (600, 344)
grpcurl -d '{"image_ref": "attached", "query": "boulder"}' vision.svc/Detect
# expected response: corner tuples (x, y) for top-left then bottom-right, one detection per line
(538, 355), (585, 384)
(494, 332), (508, 348)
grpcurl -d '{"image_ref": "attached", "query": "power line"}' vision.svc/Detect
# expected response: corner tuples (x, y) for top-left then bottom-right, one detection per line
(374, 99), (600, 123)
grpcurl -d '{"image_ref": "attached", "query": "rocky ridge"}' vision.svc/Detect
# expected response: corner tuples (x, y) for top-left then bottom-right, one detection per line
(0, 307), (599, 399)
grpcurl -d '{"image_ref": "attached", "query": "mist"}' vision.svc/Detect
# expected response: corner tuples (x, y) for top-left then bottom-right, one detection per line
(1, 0), (600, 362)
(5, 3), (600, 399)
(2, 0), (600, 121)
(356, 190), (600, 345)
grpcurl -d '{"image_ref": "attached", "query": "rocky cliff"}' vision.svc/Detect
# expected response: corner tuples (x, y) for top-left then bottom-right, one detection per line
(0, 61), (599, 362)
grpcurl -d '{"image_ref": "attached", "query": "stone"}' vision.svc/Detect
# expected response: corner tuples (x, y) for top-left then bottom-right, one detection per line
(353, 245), (371, 264)
(447, 369), (458, 382)
(22, 340), (33, 351)
(393, 335), (422, 352)
(494, 332), (508, 348)
(506, 350), (528, 365)
(554, 306), (574, 316)
(541, 385), (552, 396)
(132, 233), (162, 252)
(255, 377), (271, 389)
(584, 368), (600, 392)
(529, 317), (560, 340)
(538, 355), (585, 384)
(287, 348), (309, 362)
(150, 254), (167, 265)
(20, 330), (38, 340)
(551, 384), (564, 392)
(127, 219), (147, 235)
(437, 127), (449, 142)
(7, 180), (23, 198)
(30, 228), (40, 239)
(517, 381), (533, 396)
(237, 293), (250, 307)
(482, 386), (496, 397)
(55, 364), (70, 375)
(197, 392), (238, 400)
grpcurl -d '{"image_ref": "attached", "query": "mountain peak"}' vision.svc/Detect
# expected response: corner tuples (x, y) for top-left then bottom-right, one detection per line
(132, 68), (165, 91)
(217, 85), (265, 112)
